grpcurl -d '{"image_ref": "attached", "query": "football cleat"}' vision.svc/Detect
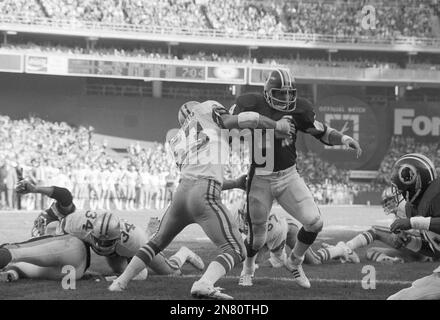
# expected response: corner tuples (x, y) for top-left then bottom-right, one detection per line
(238, 272), (254, 287)
(285, 257), (311, 289)
(182, 247), (205, 271)
(337, 242), (360, 264)
(0, 269), (19, 282)
(108, 280), (126, 292)
(191, 280), (233, 300)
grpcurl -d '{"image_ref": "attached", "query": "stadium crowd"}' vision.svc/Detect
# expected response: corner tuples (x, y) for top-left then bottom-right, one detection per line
(0, 114), (366, 211)
(3, 114), (440, 211)
(0, 0), (437, 39)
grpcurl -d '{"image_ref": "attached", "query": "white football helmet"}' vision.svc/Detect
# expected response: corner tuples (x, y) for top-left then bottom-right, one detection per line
(381, 186), (399, 215)
(178, 101), (199, 126)
(91, 212), (121, 255)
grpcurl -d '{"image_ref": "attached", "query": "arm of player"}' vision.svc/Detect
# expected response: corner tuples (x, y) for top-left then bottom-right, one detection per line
(222, 175), (247, 191)
(390, 217), (440, 234)
(307, 121), (362, 158)
(16, 180), (74, 212)
(220, 113), (293, 137)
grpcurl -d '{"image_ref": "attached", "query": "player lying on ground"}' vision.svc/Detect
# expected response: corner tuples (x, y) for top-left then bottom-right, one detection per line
(108, 99), (294, 299)
(232, 68), (362, 288)
(0, 181), (204, 282)
(321, 186), (438, 265)
(231, 199), (358, 274)
(385, 153), (440, 300)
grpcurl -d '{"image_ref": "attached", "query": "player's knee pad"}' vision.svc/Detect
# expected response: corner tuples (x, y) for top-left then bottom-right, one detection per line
(303, 216), (323, 234)
(297, 227), (319, 245)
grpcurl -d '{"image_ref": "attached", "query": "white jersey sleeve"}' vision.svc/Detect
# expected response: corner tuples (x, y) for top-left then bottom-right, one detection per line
(115, 219), (148, 258)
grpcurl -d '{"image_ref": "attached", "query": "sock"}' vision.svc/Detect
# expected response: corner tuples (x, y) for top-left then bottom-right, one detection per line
(244, 255), (257, 274)
(291, 241), (310, 262)
(367, 251), (389, 262)
(346, 231), (375, 250)
(118, 242), (159, 287)
(168, 247), (189, 270)
(316, 245), (345, 262)
(116, 256), (147, 287)
(199, 261), (226, 286)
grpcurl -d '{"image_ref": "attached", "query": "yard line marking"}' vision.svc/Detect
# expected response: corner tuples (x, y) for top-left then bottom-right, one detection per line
(163, 274), (412, 286)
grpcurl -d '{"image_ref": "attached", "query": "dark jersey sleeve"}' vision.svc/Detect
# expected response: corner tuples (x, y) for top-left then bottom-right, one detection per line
(295, 98), (328, 142)
(44, 187), (76, 221)
(231, 94), (260, 115)
(427, 193), (440, 218)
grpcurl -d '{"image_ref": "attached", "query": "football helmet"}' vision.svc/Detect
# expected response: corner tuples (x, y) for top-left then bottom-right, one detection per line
(263, 68), (297, 112)
(381, 187), (399, 215)
(31, 212), (49, 238)
(390, 153), (437, 205)
(178, 101), (199, 126)
(91, 212), (121, 255)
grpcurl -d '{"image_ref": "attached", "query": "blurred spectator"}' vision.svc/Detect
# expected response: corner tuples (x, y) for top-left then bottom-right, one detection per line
(0, 0), (436, 39)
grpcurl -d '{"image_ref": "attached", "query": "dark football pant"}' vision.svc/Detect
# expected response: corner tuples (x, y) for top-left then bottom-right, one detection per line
(136, 178), (245, 273)
(246, 165), (322, 257)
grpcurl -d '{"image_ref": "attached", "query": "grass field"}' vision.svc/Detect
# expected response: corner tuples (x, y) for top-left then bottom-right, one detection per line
(0, 206), (437, 300)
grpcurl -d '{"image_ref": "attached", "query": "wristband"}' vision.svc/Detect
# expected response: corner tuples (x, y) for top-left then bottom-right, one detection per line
(341, 135), (351, 145)
(410, 217), (431, 230)
(237, 112), (260, 129)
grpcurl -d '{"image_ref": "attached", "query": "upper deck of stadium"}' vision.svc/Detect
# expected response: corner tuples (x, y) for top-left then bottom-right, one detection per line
(0, 0), (439, 52)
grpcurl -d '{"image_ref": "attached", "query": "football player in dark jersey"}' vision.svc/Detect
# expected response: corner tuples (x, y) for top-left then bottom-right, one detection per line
(232, 68), (362, 288)
(386, 153), (440, 300)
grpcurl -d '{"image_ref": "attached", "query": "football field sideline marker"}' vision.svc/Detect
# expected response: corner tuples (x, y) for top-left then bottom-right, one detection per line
(173, 274), (413, 286)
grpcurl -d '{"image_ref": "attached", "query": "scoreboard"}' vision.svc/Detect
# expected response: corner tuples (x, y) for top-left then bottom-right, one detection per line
(0, 51), (287, 85)
(68, 59), (206, 80)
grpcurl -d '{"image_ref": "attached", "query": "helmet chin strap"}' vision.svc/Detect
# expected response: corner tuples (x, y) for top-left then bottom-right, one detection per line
(409, 189), (421, 204)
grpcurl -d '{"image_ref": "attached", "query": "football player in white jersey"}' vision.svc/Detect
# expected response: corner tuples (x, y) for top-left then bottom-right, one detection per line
(328, 187), (439, 264)
(231, 198), (356, 276)
(0, 180), (204, 282)
(108, 100), (294, 299)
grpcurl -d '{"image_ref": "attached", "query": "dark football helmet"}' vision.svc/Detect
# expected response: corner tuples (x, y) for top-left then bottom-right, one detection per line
(263, 68), (297, 112)
(390, 153), (437, 204)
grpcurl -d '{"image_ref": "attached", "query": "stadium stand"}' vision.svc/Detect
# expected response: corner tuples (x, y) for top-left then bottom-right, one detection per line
(0, 0), (439, 209)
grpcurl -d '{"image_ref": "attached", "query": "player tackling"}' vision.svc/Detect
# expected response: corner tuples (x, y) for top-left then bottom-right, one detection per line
(108, 99), (295, 299)
(0, 181), (204, 281)
(232, 68), (362, 288)
(385, 153), (440, 300)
